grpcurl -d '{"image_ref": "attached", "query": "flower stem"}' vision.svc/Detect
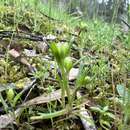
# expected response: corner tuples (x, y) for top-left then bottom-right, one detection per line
(60, 63), (72, 110)
(30, 108), (68, 120)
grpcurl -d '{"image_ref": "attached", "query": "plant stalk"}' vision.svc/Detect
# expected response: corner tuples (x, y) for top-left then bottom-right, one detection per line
(30, 108), (68, 120)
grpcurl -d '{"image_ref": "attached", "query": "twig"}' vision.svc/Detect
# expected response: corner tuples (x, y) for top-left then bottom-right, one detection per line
(0, 31), (68, 43)
(40, 11), (61, 22)
(120, 18), (130, 29)
(23, 84), (36, 102)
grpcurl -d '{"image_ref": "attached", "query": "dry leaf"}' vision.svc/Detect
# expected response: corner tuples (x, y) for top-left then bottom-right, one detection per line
(21, 89), (73, 107)
(8, 49), (20, 58)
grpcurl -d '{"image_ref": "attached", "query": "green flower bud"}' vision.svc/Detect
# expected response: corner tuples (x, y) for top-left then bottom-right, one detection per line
(84, 76), (91, 84)
(80, 22), (87, 29)
(77, 75), (91, 86)
(50, 42), (70, 64)
(61, 43), (70, 58)
(7, 89), (14, 102)
(64, 57), (73, 72)
(50, 43), (61, 63)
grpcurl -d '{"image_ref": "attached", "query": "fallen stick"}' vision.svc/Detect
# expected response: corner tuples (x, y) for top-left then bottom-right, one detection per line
(0, 31), (68, 43)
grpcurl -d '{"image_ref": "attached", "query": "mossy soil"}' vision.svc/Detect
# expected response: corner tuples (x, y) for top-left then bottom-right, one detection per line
(0, 2), (130, 130)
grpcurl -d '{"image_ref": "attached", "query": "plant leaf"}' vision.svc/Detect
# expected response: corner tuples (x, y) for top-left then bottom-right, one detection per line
(100, 119), (111, 130)
(116, 84), (130, 103)
(103, 106), (109, 112)
(90, 106), (103, 113)
(105, 112), (115, 119)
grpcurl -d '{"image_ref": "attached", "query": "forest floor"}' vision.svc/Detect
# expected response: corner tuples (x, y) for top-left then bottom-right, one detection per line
(0, 1), (130, 130)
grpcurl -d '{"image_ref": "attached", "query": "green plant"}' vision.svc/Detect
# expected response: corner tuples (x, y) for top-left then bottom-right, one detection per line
(90, 106), (115, 130)
(50, 42), (72, 108)
(6, 88), (15, 103)
(0, 0), (129, 129)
